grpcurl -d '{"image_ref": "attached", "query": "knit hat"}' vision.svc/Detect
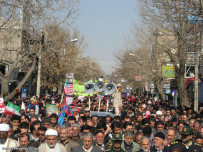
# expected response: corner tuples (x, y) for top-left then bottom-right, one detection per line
(30, 96), (37, 103)
(154, 132), (165, 140)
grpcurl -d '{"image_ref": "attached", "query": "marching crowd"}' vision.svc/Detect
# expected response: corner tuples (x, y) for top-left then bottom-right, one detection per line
(0, 88), (203, 152)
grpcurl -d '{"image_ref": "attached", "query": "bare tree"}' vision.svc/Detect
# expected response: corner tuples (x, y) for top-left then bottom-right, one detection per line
(0, 0), (79, 100)
(135, 0), (202, 107)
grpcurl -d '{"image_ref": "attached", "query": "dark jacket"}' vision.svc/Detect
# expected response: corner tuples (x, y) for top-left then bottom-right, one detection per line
(150, 145), (170, 152)
(30, 140), (41, 148)
(72, 145), (103, 152)
(11, 146), (38, 152)
(94, 142), (110, 151)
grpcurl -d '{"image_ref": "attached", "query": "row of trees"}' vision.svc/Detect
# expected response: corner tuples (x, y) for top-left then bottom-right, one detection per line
(0, 0), (104, 100)
(114, 0), (203, 108)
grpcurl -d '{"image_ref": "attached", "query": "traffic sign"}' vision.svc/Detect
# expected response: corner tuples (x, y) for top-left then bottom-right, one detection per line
(21, 87), (27, 99)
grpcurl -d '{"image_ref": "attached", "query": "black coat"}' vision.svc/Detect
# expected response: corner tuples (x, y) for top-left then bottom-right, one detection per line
(72, 145), (103, 152)
(150, 145), (170, 152)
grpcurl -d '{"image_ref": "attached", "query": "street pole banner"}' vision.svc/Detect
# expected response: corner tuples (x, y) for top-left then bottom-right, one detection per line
(63, 96), (74, 105)
(65, 83), (73, 95)
(45, 104), (58, 116)
(0, 98), (5, 113)
(135, 75), (142, 81)
(21, 87), (27, 99)
(66, 73), (74, 79)
(162, 65), (175, 78)
(73, 78), (94, 96)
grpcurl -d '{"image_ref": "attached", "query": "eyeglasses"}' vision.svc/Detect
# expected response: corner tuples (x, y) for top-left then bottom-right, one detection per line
(37, 133), (45, 136)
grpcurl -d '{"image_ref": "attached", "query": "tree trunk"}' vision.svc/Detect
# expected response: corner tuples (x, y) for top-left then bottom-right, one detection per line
(156, 80), (165, 100)
(176, 72), (190, 108)
(57, 82), (63, 95)
(4, 58), (36, 101)
(1, 78), (9, 96)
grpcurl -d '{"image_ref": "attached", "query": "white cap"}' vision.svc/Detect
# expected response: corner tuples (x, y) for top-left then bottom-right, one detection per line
(156, 111), (163, 115)
(45, 129), (58, 136)
(0, 124), (10, 132)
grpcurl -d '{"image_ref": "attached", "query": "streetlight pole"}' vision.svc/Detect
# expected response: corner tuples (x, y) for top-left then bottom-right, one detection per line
(194, 38), (199, 112)
(36, 38), (78, 98)
(36, 32), (44, 98)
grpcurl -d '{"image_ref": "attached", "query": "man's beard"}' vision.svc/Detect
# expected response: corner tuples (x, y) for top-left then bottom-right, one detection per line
(60, 137), (67, 142)
(48, 143), (56, 148)
(125, 141), (133, 146)
(113, 145), (120, 150)
(142, 147), (150, 152)
(97, 141), (103, 146)
(182, 139), (191, 144)
(0, 137), (7, 144)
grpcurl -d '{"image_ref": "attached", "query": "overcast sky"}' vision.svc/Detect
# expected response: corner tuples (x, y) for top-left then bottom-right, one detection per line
(74, 0), (139, 75)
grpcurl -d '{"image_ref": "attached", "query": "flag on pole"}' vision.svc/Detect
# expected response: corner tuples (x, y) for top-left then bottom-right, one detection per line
(185, 76), (195, 86)
(154, 94), (159, 102)
(45, 104), (58, 116)
(65, 83), (73, 95)
(63, 96), (74, 105)
(0, 98), (5, 113)
(4, 102), (21, 116)
(21, 101), (25, 110)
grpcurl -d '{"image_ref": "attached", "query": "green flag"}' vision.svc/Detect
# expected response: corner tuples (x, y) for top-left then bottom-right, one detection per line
(73, 79), (94, 96)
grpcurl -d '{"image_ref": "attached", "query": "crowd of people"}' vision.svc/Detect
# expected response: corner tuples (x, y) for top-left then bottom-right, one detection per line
(0, 87), (203, 152)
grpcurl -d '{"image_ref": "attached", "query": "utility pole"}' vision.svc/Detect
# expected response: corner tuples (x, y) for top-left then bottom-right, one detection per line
(36, 32), (44, 98)
(21, 0), (30, 52)
(194, 39), (199, 112)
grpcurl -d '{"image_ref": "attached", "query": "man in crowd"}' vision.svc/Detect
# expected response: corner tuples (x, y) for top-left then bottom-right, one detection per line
(30, 120), (40, 142)
(0, 114), (10, 124)
(59, 124), (79, 152)
(71, 123), (83, 144)
(78, 116), (87, 127)
(50, 113), (58, 128)
(112, 83), (122, 115)
(94, 130), (109, 151)
(29, 107), (36, 118)
(135, 131), (143, 145)
(12, 133), (38, 152)
(38, 129), (66, 152)
(121, 130), (140, 152)
(170, 125), (202, 151)
(151, 132), (170, 152)
(0, 124), (19, 152)
(72, 132), (102, 152)
(105, 133), (126, 152)
(41, 117), (52, 129)
(1, 90), (203, 152)
(30, 126), (47, 148)
(166, 128), (176, 146)
(92, 115), (99, 127)
(10, 115), (20, 132)
(137, 136), (151, 152)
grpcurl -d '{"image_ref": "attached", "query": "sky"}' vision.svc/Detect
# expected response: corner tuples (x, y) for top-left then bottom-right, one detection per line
(74, 0), (139, 75)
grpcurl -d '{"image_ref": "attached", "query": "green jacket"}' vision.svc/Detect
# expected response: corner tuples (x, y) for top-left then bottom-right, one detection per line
(121, 141), (141, 152)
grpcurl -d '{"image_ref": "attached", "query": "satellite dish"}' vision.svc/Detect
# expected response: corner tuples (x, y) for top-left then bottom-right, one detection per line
(84, 81), (95, 94)
(95, 81), (105, 92)
(104, 83), (117, 95)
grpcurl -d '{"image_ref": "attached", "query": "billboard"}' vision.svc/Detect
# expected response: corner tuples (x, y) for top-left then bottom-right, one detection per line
(162, 66), (175, 78)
